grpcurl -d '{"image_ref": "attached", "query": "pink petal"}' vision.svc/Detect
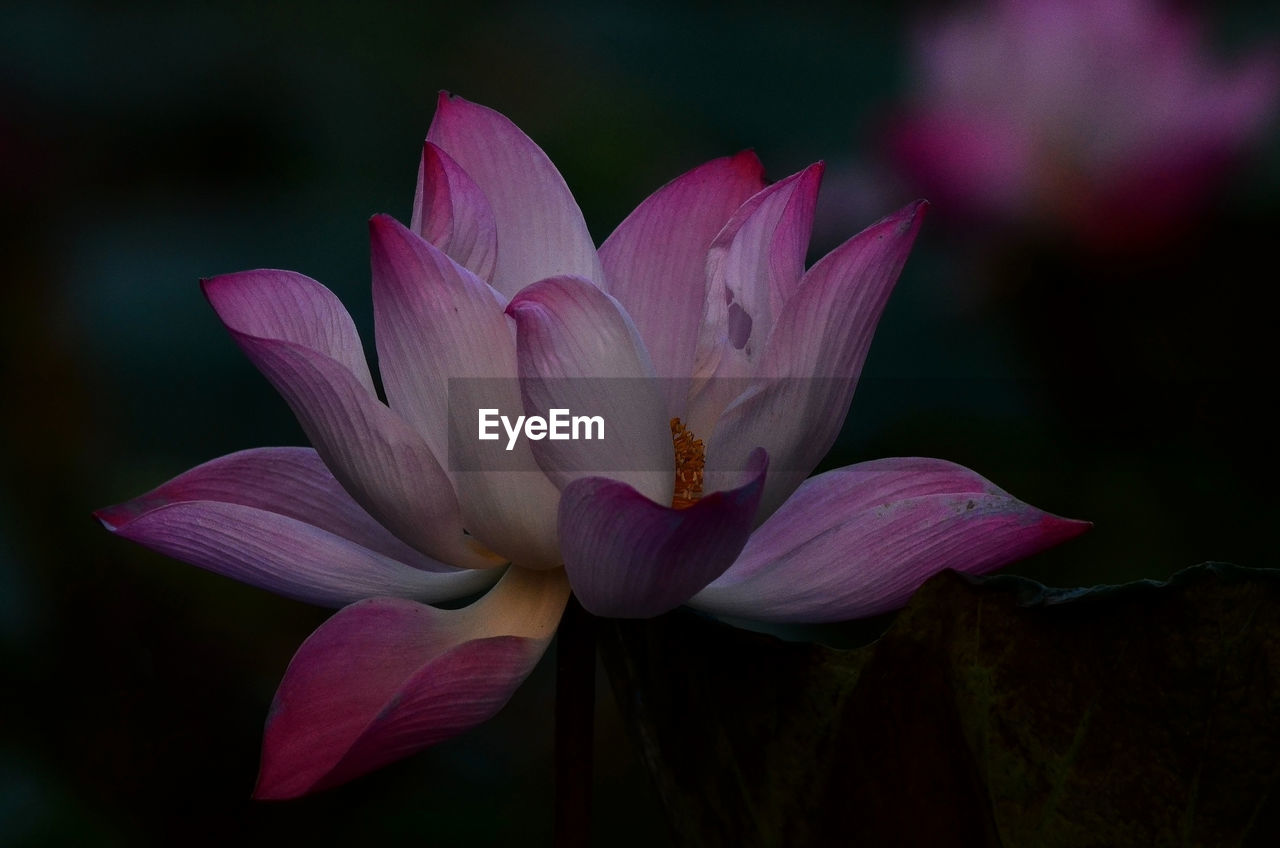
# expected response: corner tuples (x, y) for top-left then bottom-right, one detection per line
(200, 269), (375, 393)
(93, 448), (494, 607)
(506, 275), (672, 505)
(705, 201), (927, 520)
(559, 449), (768, 618)
(687, 164), (824, 436)
(427, 93), (603, 298)
(410, 142), (499, 283)
(203, 271), (498, 570)
(97, 447), (451, 571)
(255, 566), (569, 798)
(96, 499), (495, 608)
(370, 214), (507, 458)
(369, 215), (561, 568)
(599, 151), (766, 418)
(691, 458), (1089, 623)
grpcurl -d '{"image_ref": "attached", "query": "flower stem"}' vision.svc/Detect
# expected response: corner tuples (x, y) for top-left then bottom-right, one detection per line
(554, 595), (595, 848)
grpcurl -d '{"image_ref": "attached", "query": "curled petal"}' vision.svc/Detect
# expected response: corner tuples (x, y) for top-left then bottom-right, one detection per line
(506, 275), (672, 504)
(256, 566), (569, 799)
(559, 449), (768, 618)
(203, 271), (497, 570)
(411, 142), (499, 282)
(600, 151), (766, 418)
(692, 458), (1089, 623)
(706, 201), (927, 519)
(427, 93), (604, 298)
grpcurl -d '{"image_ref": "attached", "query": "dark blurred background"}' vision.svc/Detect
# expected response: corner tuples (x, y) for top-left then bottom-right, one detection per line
(2, 0), (1277, 843)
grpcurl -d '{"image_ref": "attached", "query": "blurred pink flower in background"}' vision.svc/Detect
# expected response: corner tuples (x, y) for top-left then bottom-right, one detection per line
(889, 0), (1278, 247)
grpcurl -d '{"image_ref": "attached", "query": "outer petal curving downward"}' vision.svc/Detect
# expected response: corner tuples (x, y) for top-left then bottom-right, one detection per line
(691, 457), (1089, 623)
(559, 449), (768, 619)
(706, 201), (927, 520)
(599, 151), (767, 420)
(94, 448), (495, 607)
(202, 270), (498, 570)
(427, 93), (604, 298)
(255, 566), (569, 799)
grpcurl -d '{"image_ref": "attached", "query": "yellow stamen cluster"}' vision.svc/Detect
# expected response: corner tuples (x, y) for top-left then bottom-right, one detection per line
(670, 417), (705, 510)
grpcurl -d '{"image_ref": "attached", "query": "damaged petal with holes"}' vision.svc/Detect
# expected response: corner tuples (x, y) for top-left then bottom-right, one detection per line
(96, 93), (1087, 798)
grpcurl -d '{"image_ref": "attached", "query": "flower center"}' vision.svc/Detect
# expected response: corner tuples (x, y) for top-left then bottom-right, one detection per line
(669, 418), (705, 510)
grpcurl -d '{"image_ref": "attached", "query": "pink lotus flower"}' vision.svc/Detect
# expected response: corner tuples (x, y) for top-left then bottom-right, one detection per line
(889, 0), (1278, 245)
(96, 94), (1086, 799)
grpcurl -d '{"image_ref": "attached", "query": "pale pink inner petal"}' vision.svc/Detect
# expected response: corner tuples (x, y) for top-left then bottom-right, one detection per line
(507, 275), (673, 505)
(411, 141), (499, 283)
(600, 151), (767, 419)
(705, 201), (927, 521)
(370, 215), (561, 569)
(427, 93), (604, 298)
(686, 164), (824, 438)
